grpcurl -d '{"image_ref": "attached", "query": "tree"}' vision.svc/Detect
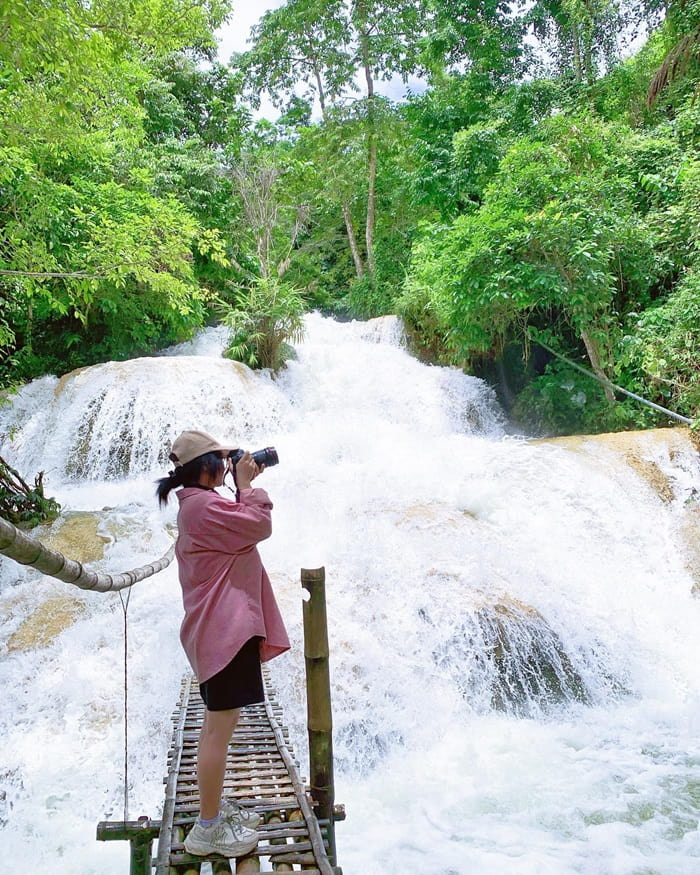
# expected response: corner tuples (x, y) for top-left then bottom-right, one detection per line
(425, 0), (528, 84)
(222, 276), (306, 371)
(229, 142), (310, 281)
(237, 0), (429, 285)
(527, 0), (627, 85)
(647, 0), (700, 107)
(400, 117), (660, 395)
(0, 0), (233, 386)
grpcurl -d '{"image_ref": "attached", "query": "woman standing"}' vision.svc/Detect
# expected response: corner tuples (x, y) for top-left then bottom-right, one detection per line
(157, 430), (290, 858)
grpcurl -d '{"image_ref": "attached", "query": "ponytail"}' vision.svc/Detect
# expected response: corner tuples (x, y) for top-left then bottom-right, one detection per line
(155, 451), (225, 507)
(156, 467), (184, 507)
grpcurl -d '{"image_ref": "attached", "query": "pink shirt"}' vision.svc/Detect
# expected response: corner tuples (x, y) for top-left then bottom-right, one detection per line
(175, 485), (290, 682)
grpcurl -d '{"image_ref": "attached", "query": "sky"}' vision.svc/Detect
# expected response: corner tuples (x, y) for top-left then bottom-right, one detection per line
(215, 1), (287, 119)
(216, 0), (287, 61)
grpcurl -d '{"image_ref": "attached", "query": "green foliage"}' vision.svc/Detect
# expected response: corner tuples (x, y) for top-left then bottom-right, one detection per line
(221, 277), (306, 371)
(619, 269), (700, 420)
(426, 0), (528, 83)
(0, 456), (60, 529)
(403, 117), (659, 361)
(513, 358), (657, 435)
(0, 140), (228, 384)
(2, 0), (700, 438)
(341, 276), (395, 319)
(0, 2), (236, 388)
(451, 121), (507, 204)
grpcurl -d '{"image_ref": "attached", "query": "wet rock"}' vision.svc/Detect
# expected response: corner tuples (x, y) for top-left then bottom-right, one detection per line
(7, 594), (86, 651)
(537, 428), (700, 592)
(41, 511), (110, 563)
(395, 501), (478, 529)
(434, 596), (592, 716)
(681, 499), (700, 595)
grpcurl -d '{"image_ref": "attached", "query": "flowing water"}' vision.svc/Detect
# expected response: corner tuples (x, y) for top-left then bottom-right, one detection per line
(1, 313), (699, 874)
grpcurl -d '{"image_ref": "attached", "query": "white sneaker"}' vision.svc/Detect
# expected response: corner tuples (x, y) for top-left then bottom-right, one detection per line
(221, 798), (262, 830)
(184, 817), (258, 857)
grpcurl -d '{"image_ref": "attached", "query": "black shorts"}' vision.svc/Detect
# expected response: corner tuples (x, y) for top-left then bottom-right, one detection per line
(199, 637), (264, 711)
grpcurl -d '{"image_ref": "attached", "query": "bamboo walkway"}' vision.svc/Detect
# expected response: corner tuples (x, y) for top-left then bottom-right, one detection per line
(154, 668), (340, 875)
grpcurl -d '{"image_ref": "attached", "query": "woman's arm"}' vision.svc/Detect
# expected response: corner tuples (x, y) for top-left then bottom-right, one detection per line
(202, 488), (273, 550)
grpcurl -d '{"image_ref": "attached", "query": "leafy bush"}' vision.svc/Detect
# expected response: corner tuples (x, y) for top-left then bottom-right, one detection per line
(222, 277), (305, 371)
(619, 269), (700, 420)
(0, 456), (60, 529)
(512, 359), (653, 435)
(341, 276), (395, 320)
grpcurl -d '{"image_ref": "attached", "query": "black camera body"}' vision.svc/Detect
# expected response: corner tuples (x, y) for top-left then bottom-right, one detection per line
(229, 447), (279, 469)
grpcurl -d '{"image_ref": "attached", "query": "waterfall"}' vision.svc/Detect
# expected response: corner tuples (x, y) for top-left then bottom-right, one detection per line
(1, 313), (699, 874)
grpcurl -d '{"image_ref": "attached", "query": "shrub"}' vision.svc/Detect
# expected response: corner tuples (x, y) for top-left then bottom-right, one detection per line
(221, 276), (305, 371)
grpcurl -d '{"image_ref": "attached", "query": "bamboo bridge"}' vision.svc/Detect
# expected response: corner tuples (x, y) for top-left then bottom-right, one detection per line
(0, 516), (344, 875)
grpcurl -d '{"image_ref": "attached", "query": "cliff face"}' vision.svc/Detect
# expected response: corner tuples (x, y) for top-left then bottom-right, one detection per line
(536, 428), (700, 594)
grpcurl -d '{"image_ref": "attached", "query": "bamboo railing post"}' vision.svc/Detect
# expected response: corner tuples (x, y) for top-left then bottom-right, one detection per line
(300, 567), (337, 867)
(96, 819), (160, 875)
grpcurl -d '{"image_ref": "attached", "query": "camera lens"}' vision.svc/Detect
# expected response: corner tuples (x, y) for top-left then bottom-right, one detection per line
(252, 447), (279, 468)
(229, 447), (279, 468)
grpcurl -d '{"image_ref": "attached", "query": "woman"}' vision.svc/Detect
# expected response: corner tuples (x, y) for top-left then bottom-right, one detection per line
(157, 429), (290, 858)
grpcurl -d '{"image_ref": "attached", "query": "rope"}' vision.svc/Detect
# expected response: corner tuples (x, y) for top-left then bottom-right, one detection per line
(0, 515), (175, 591)
(0, 516), (175, 821)
(118, 587), (132, 823)
(534, 338), (694, 426)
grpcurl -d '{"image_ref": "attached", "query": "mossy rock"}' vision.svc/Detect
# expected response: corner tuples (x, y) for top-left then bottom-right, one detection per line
(42, 512), (111, 563)
(7, 594), (86, 652)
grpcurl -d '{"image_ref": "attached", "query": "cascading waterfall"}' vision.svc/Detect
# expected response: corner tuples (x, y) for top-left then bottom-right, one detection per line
(1, 312), (699, 874)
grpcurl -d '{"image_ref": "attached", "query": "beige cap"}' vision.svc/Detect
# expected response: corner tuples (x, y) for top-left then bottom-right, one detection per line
(169, 430), (237, 467)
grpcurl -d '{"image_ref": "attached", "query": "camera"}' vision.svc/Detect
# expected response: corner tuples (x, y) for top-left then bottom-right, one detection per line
(229, 447), (279, 468)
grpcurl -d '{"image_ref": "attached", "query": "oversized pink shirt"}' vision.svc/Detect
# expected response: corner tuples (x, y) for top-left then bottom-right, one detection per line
(175, 485), (290, 683)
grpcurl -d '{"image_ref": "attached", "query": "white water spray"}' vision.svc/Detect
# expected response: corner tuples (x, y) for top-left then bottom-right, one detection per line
(1, 313), (699, 873)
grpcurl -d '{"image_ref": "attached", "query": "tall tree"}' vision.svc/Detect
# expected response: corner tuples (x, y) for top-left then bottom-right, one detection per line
(0, 0), (233, 385)
(237, 0), (429, 284)
(527, 0), (626, 85)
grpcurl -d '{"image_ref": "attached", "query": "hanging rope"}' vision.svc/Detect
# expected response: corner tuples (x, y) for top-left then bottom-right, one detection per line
(0, 514), (174, 819)
(118, 587), (132, 823)
(534, 338), (694, 426)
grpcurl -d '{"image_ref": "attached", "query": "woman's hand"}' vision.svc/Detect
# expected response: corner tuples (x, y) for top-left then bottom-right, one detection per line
(235, 451), (263, 490)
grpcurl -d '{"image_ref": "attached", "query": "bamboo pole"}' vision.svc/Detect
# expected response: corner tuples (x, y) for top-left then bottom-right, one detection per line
(235, 853), (261, 873)
(262, 691), (334, 875)
(0, 514), (174, 592)
(300, 567), (337, 868)
(96, 819), (161, 875)
(155, 677), (192, 874)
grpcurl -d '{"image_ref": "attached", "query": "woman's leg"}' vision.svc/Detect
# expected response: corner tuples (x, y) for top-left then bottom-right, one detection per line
(197, 707), (240, 820)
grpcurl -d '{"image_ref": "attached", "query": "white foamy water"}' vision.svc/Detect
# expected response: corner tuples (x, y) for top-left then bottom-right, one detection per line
(1, 313), (699, 874)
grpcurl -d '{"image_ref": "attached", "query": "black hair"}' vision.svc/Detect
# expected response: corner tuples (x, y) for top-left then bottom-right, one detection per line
(156, 451), (225, 507)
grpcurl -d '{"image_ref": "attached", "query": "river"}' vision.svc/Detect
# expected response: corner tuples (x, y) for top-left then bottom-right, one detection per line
(1, 313), (699, 873)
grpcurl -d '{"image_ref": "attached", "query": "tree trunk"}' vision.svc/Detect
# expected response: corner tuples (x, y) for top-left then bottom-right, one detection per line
(365, 134), (377, 280)
(571, 26), (583, 83)
(583, 32), (595, 85)
(361, 34), (376, 281)
(313, 61), (327, 116)
(342, 202), (365, 278)
(316, 66), (365, 280)
(581, 329), (615, 402)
